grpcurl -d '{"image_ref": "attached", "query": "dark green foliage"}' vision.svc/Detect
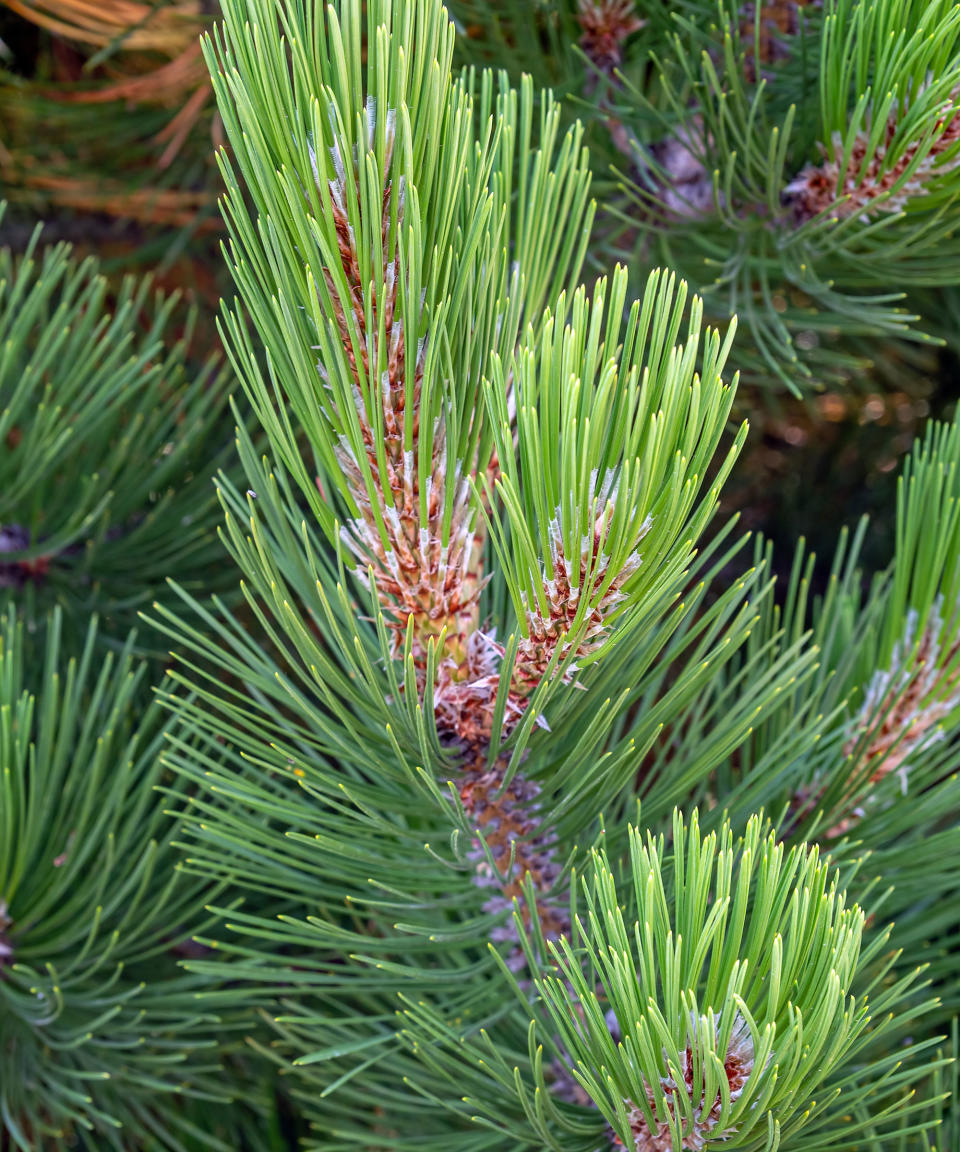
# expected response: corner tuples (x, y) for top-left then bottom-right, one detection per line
(0, 609), (241, 1150)
(0, 211), (232, 653)
(709, 418), (960, 967)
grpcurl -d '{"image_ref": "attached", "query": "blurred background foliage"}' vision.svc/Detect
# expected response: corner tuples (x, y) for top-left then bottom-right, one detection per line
(0, 0), (957, 581)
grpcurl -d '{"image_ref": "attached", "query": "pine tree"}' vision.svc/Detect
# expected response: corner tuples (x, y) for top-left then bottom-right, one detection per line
(0, 200), (268, 1150)
(130, 0), (960, 1148)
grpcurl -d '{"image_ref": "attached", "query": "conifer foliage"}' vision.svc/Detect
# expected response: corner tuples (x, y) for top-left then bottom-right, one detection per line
(142, 0), (958, 1148)
(0, 211), (231, 650)
(1, 0), (959, 1150)
(450, 0), (960, 388)
(427, 811), (920, 1151)
(0, 610), (234, 1150)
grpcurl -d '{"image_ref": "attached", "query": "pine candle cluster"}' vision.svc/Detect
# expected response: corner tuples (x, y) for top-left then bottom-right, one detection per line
(310, 98), (586, 948)
(470, 813), (886, 1152)
(785, 588), (960, 839)
(786, 85), (960, 221)
(303, 85), (706, 952)
(641, 27), (960, 229)
(831, 600), (960, 831)
(609, 1015), (757, 1152)
(200, 0), (744, 971)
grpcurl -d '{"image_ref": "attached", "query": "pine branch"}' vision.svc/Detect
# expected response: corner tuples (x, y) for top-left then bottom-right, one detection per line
(113, 0), (960, 1146)
(401, 810), (943, 1150)
(674, 415), (960, 1037)
(0, 609), (242, 1150)
(454, 0), (960, 387)
(0, 206), (234, 653)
